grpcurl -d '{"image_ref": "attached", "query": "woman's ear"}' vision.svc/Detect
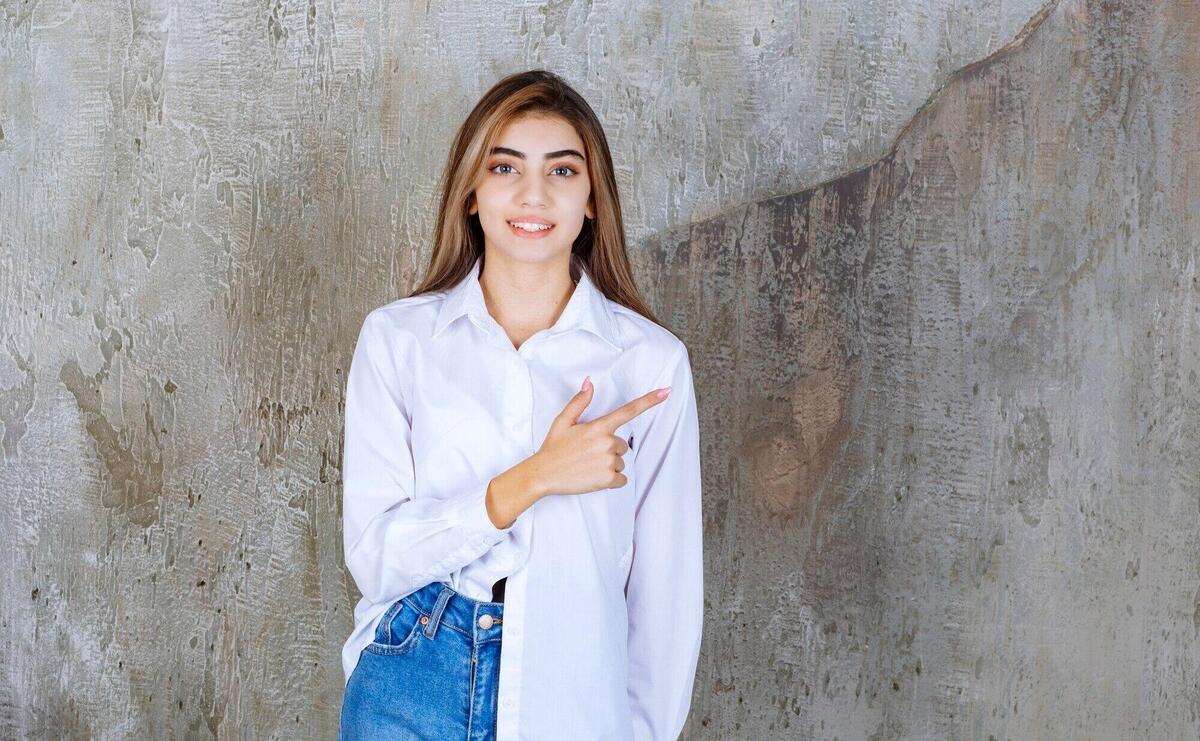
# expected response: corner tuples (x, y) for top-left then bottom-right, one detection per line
(467, 194), (477, 215)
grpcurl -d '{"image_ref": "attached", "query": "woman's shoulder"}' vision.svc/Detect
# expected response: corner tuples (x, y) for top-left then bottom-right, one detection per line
(605, 302), (694, 429)
(607, 302), (689, 368)
(360, 292), (445, 339)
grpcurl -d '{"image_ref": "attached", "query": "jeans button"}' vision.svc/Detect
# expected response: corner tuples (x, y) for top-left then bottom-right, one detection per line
(478, 614), (494, 629)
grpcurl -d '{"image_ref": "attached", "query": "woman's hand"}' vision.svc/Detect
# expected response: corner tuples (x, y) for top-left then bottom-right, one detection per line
(485, 377), (671, 528)
(526, 376), (671, 497)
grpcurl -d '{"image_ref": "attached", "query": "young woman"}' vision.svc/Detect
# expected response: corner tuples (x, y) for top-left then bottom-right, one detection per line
(338, 69), (703, 740)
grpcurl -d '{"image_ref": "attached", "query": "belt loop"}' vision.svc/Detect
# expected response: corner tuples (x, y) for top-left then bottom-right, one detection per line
(425, 584), (453, 639)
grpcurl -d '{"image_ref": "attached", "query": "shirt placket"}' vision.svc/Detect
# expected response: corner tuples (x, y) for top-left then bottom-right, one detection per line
(495, 341), (535, 738)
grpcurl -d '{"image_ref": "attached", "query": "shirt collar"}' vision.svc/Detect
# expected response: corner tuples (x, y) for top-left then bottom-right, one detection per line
(432, 253), (623, 352)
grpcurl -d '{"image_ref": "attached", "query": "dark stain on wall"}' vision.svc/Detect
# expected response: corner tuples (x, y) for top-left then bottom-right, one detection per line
(641, 0), (1199, 736)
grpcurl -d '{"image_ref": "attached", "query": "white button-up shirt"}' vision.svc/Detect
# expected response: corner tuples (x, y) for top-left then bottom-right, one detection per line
(340, 254), (704, 740)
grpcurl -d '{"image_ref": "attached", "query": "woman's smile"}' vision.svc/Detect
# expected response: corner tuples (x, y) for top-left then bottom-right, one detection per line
(507, 220), (557, 238)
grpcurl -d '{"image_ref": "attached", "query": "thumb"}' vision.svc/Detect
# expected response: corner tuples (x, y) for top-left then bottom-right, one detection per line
(555, 376), (594, 428)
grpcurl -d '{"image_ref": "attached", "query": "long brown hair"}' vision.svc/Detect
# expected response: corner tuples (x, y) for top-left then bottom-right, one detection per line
(407, 69), (659, 325)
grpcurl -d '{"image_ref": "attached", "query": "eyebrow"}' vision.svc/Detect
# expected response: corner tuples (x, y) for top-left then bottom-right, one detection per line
(489, 146), (585, 161)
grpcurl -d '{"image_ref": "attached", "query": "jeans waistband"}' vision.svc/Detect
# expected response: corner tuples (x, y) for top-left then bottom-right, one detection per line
(402, 581), (504, 641)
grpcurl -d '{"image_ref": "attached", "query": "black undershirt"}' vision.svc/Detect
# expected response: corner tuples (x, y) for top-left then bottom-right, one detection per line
(491, 576), (507, 603)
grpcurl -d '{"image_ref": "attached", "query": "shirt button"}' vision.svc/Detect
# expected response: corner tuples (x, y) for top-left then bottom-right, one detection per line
(502, 698), (515, 709)
(478, 614), (494, 629)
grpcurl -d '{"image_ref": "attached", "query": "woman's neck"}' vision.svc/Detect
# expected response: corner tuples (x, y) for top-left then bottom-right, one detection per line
(478, 251), (577, 350)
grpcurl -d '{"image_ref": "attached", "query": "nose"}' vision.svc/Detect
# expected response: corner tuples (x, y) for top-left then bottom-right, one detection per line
(517, 174), (548, 207)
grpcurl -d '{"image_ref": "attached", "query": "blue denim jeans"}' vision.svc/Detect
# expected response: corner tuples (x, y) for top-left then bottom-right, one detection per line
(339, 581), (505, 740)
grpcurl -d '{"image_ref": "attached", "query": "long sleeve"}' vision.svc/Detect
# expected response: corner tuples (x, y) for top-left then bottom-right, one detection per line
(342, 309), (514, 606)
(624, 343), (704, 741)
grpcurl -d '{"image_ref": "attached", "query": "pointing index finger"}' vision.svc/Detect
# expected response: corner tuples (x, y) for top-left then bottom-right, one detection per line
(593, 388), (670, 431)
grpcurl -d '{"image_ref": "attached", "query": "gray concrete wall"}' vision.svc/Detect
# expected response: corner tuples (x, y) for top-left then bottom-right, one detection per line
(1, 0), (1196, 738)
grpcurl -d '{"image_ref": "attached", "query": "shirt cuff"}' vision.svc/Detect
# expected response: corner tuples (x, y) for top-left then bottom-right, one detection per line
(461, 483), (516, 545)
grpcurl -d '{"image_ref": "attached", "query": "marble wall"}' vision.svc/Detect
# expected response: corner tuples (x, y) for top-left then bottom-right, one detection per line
(0, 0), (1195, 737)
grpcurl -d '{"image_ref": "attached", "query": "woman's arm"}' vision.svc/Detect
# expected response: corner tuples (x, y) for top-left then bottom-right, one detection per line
(342, 309), (526, 605)
(624, 343), (705, 741)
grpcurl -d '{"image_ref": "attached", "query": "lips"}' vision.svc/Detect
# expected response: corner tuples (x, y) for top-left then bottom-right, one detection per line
(507, 219), (556, 238)
(508, 214), (554, 225)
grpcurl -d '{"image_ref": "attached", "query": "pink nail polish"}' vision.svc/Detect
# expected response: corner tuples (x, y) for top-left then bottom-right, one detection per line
(581, 375), (591, 391)
(656, 386), (671, 399)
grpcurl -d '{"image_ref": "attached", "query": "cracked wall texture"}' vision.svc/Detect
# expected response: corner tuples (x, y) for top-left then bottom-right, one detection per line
(1, 0), (1197, 738)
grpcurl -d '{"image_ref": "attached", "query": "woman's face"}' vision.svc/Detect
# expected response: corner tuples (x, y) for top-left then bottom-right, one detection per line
(469, 113), (593, 265)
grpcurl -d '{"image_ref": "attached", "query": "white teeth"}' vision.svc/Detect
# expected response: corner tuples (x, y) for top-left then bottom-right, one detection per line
(510, 221), (553, 231)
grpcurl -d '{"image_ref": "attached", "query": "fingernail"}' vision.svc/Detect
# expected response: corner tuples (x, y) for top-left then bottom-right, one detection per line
(581, 375), (591, 391)
(656, 386), (671, 399)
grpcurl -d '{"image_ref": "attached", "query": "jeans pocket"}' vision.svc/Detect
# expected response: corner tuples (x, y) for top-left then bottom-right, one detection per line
(364, 600), (425, 656)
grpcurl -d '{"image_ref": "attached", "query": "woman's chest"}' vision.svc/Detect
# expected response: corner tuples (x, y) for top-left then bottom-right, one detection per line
(407, 342), (642, 556)
(408, 342), (643, 460)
